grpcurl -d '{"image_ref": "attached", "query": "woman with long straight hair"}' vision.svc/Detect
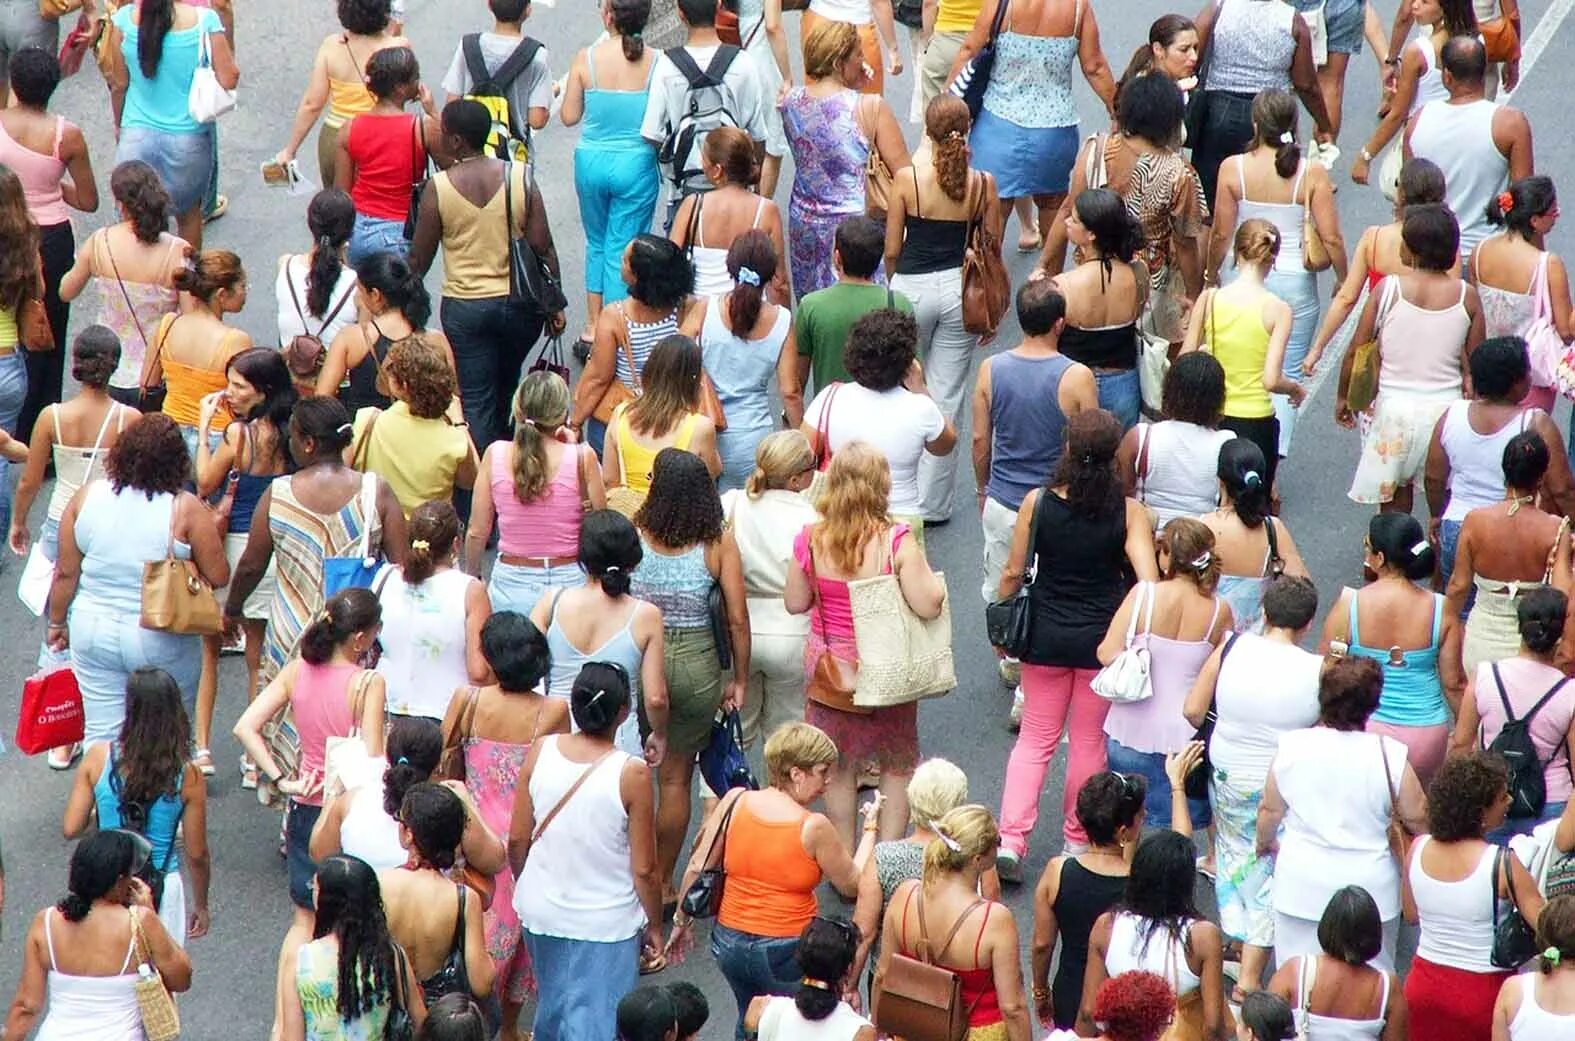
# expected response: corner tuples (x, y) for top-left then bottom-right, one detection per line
(885, 94), (1000, 520)
(603, 334), (722, 494)
(276, 188), (361, 357)
(193, 348), (296, 776)
(466, 370), (605, 614)
(0, 165), (41, 531)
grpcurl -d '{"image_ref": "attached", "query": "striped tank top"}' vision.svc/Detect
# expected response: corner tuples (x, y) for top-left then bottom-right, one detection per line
(615, 305), (681, 387)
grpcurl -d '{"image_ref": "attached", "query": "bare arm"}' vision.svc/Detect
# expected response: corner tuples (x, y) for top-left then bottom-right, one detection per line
(1124, 499), (1159, 580)
(406, 180), (442, 277)
(559, 51), (588, 127)
(277, 42), (332, 163)
(1076, 4), (1117, 116)
(1307, 227), (1377, 371)
(59, 125), (98, 213)
(971, 359), (993, 506)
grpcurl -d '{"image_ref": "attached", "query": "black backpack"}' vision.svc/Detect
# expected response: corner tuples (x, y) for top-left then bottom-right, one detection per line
(107, 751), (185, 911)
(656, 45), (743, 195)
(462, 34), (542, 162)
(1486, 663), (1570, 819)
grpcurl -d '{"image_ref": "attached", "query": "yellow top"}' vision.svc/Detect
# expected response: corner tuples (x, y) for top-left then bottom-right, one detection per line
(157, 315), (239, 431)
(1207, 291), (1274, 420)
(935, 0), (985, 35)
(612, 403), (701, 494)
(433, 162), (528, 300)
(0, 305), (17, 350)
(354, 401), (472, 516)
(325, 77), (376, 126)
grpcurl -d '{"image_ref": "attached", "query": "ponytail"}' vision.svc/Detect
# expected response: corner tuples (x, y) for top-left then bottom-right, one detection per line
(401, 501), (460, 586)
(725, 230), (776, 338)
(300, 587), (382, 665)
(305, 189), (355, 318)
(137, 0), (176, 80)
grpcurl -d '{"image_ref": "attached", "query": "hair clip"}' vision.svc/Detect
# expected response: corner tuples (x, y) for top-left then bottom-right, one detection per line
(1190, 551), (1213, 569)
(946, 129), (963, 140)
(736, 266), (762, 287)
(589, 686), (611, 704)
(1080, 452), (1094, 464)
(411, 539), (430, 552)
(336, 422), (354, 435)
(1278, 130), (1294, 145)
(934, 826), (963, 853)
(1499, 190), (1516, 213)
(604, 564), (621, 574)
(1546, 946), (1563, 966)
(1242, 470), (1262, 486)
(396, 756), (409, 766)
(1410, 539), (1430, 556)
(801, 978), (833, 991)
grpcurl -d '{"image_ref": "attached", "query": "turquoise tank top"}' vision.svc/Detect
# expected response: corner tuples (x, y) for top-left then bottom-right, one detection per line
(1349, 592), (1450, 727)
(93, 745), (184, 871)
(578, 42), (655, 154)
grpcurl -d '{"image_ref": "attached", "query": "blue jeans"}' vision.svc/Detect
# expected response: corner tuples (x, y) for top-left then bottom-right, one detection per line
(285, 800), (322, 909)
(487, 559), (583, 616)
(0, 349), (28, 533)
(68, 605), (201, 744)
(1106, 736), (1213, 829)
(441, 295), (545, 452)
(711, 923), (801, 1039)
(346, 213), (409, 269)
(1094, 368), (1141, 431)
(1438, 518), (1474, 617)
(525, 930), (639, 1041)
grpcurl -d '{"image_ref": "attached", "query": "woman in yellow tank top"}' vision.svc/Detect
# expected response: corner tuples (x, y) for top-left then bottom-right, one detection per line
(604, 335), (722, 497)
(273, 2), (413, 186)
(1180, 220), (1304, 490)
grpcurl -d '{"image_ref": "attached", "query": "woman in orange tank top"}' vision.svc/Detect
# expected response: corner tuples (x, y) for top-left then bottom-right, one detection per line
(667, 722), (878, 1037)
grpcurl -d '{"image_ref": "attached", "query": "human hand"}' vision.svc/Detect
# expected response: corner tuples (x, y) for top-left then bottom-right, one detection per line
(1381, 64), (1398, 94)
(1504, 60), (1520, 93)
(665, 919), (696, 962)
(1335, 400), (1357, 429)
(644, 732), (667, 769)
(417, 82), (436, 115)
(127, 878), (154, 910)
(859, 791), (886, 831)
(888, 53), (903, 77)
(9, 522), (29, 556)
(275, 774), (312, 798)
(187, 907), (211, 939)
(1164, 741), (1206, 789)
(1035, 991), (1054, 1028)
(547, 311), (568, 337)
(722, 679), (746, 712)
(1284, 382), (1307, 408)
(273, 148), (296, 168)
(1349, 155), (1371, 186)
(643, 922), (665, 963)
(902, 358), (927, 394)
(1301, 348), (1322, 377)
(198, 390), (225, 427)
(46, 623), (69, 652)
(778, 80), (793, 106)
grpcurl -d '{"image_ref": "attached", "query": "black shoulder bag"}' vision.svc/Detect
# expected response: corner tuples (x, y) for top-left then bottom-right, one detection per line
(985, 490), (1045, 660)
(1183, 631), (1237, 801)
(504, 161), (568, 316)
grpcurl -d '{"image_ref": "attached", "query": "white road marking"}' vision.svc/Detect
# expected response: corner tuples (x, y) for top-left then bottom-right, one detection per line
(1505, 0), (1575, 100)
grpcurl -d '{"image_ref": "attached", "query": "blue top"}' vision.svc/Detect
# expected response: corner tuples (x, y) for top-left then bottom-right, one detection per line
(701, 296), (791, 435)
(1349, 592), (1450, 727)
(631, 539), (712, 629)
(228, 472), (271, 533)
(578, 41), (656, 154)
(544, 594), (645, 701)
(93, 744), (184, 871)
(73, 482), (190, 616)
(985, 352), (1075, 510)
(113, 6), (225, 136)
(983, 32), (1080, 128)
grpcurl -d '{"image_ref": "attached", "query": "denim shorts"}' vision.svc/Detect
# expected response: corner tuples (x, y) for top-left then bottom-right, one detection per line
(347, 213), (409, 268)
(488, 559), (583, 617)
(285, 800), (324, 910)
(1106, 737), (1214, 829)
(116, 126), (214, 215)
(1322, 0), (1366, 54)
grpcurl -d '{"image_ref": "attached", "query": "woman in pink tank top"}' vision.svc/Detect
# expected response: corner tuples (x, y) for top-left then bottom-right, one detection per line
(233, 588), (387, 957)
(467, 372), (606, 614)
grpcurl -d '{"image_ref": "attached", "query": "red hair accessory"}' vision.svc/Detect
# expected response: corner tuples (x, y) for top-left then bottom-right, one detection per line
(1498, 190), (1516, 214)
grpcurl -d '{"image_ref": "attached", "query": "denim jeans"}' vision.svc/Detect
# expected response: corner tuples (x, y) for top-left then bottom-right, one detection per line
(1106, 736), (1213, 829)
(347, 213), (409, 268)
(1192, 90), (1257, 217)
(441, 295), (545, 452)
(526, 930), (640, 1041)
(1094, 368), (1141, 431)
(487, 559), (583, 616)
(0, 349), (28, 533)
(710, 923), (801, 1039)
(68, 604), (201, 744)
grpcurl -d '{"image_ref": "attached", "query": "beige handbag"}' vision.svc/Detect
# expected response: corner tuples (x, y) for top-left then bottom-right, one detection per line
(129, 909), (181, 1041)
(322, 669), (375, 800)
(140, 499), (222, 636)
(847, 535), (955, 707)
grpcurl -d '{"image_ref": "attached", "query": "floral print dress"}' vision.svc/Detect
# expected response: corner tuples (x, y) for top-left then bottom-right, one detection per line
(463, 719), (542, 1004)
(780, 87), (872, 300)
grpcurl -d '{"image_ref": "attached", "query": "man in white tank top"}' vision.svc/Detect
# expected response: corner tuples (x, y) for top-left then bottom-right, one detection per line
(1405, 36), (1532, 263)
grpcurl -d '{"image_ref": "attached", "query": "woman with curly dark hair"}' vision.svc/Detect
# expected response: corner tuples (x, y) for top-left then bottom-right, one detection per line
(278, 854), (427, 1039)
(802, 307), (955, 533)
(1083, 831), (1228, 1040)
(59, 161), (188, 407)
(630, 447), (750, 899)
(350, 334), (478, 517)
(2, 830), (191, 1041)
(46, 412), (229, 755)
(570, 234), (700, 453)
(276, 189), (361, 370)
(602, 334), (721, 503)
(317, 250), (456, 413)
(786, 442), (946, 847)
(1404, 752), (1542, 1039)
(64, 667), (211, 945)
(1117, 351), (1233, 529)
(274, 0), (412, 185)
(992, 409), (1156, 882)
(1257, 656), (1429, 977)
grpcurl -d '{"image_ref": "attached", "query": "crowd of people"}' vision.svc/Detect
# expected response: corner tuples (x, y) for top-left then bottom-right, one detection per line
(1, 0), (1575, 1038)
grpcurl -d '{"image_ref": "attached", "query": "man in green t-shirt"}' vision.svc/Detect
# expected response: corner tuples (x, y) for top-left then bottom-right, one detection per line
(795, 215), (913, 396)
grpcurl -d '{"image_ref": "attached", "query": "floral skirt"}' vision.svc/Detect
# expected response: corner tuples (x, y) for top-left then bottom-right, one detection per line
(802, 627), (919, 774)
(1211, 772), (1275, 947)
(1348, 391), (1457, 504)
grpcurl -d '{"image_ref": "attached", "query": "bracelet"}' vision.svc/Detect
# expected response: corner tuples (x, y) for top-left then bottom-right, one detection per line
(1358, 147), (1374, 163)
(1032, 986), (1050, 1001)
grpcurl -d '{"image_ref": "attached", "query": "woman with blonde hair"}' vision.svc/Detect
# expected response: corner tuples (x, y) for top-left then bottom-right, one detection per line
(603, 334), (722, 496)
(721, 430), (820, 748)
(1182, 218), (1303, 493)
(1098, 518), (1232, 834)
(780, 19), (909, 299)
(466, 370), (605, 615)
(885, 95), (1000, 522)
(786, 441), (946, 847)
(874, 805), (1032, 1041)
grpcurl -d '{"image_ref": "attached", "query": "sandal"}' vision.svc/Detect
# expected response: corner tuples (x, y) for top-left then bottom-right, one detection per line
(240, 755), (259, 790)
(193, 748), (216, 776)
(47, 743), (80, 770)
(639, 951), (668, 975)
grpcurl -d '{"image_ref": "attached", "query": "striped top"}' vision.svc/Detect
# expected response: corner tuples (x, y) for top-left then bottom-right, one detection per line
(260, 472), (382, 684)
(614, 306), (680, 387)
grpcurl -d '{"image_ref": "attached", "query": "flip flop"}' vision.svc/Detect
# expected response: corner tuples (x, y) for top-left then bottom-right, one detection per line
(640, 952), (668, 975)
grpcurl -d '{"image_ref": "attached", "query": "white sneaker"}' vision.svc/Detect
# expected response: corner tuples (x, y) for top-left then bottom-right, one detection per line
(1008, 686), (1024, 730)
(1310, 140), (1340, 169)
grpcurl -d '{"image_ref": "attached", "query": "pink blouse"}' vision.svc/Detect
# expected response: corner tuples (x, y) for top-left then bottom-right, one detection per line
(792, 523), (911, 643)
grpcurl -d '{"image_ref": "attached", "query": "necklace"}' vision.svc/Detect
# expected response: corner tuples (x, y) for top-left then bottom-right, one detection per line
(1507, 492), (1537, 515)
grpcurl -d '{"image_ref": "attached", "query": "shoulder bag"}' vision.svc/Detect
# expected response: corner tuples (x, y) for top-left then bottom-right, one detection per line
(403, 117), (430, 241)
(1480, 13), (1521, 62)
(985, 491), (1045, 659)
(858, 96), (893, 220)
(1346, 276), (1397, 415)
(439, 685), (483, 781)
(283, 262), (354, 385)
(385, 943), (416, 1041)
(210, 421), (246, 538)
(804, 534), (870, 715)
(141, 497), (223, 636)
(1183, 631), (1237, 802)
(421, 885), (472, 1001)
(1378, 734), (1412, 875)
(698, 364), (728, 431)
(1521, 252), (1563, 392)
(1492, 845), (1540, 968)
(1301, 169), (1332, 273)
(591, 307), (641, 424)
(1091, 582), (1156, 703)
(605, 403), (649, 518)
(322, 669), (375, 800)
(187, 24), (236, 123)
(848, 530), (955, 707)
(531, 746), (618, 845)
(960, 172), (1009, 337)
(680, 786), (747, 918)
(872, 883), (986, 1041)
(129, 908), (181, 1041)
(504, 161), (568, 316)
(949, 0), (1010, 119)
(699, 708), (757, 798)
(322, 471), (384, 595)
(103, 231), (167, 413)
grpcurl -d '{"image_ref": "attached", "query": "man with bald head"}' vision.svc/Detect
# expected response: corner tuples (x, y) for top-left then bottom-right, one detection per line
(1404, 34), (1533, 264)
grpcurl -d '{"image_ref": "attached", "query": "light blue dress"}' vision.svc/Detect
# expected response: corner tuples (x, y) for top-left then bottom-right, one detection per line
(700, 295), (793, 491)
(574, 39), (659, 301)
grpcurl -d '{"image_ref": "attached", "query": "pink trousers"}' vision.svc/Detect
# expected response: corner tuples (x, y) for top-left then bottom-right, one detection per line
(999, 664), (1110, 853)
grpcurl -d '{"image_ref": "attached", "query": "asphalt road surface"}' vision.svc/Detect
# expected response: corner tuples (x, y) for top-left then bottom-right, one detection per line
(3, 0), (1575, 1036)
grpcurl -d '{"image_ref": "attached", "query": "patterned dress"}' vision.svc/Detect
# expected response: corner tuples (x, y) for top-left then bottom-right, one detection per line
(261, 472), (382, 684)
(463, 723), (540, 1005)
(89, 228), (183, 393)
(295, 938), (391, 1040)
(780, 88), (872, 300)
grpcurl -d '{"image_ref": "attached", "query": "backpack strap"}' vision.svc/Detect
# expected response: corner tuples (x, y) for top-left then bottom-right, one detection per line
(1520, 676), (1571, 730)
(489, 37), (543, 90)
(703, 44), (741, 82)
(462, 34), (489, 86)
(666, 46), (707, 86)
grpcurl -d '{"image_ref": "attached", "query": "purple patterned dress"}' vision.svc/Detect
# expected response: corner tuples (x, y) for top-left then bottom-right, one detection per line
(463, 733), (535, 1004)
(780, 87), (874, 300)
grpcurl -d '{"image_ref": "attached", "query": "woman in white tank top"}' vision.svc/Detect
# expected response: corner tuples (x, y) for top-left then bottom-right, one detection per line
(1267, 885), (1404, 1041)
(1121, 352), (1234, 530)
(1495, 900), (1575, 1040)
(669, 129), (787, 300)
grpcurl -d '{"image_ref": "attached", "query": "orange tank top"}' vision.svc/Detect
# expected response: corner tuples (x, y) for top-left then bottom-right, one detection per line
(717, 796), (822, 938)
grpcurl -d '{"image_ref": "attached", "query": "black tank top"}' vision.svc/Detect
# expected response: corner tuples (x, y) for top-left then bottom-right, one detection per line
(1059, 322), (1139, 371)
(1050, 859), (1129, 1029)
(1025, 490), (1129, 668)
(338, 320), (395, 413)
(895, 169), (969, 275)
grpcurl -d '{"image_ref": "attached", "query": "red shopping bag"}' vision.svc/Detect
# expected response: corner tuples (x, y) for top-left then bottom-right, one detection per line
(15, 666), (84, 755)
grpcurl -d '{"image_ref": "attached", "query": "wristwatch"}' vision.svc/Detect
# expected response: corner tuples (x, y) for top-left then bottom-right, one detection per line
(1358, 147), (1375, 163)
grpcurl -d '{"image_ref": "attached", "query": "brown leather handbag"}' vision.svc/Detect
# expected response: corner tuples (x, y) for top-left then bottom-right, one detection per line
(141, 503), (222, 636)
(699, 370), (728, 432)
(859, 97), (893, 220)
(592, 306), (641, 424)
(960, 172), (1009, 337)
(1479, 15), (1520, 63)
(803, 533), (870, 715)
(873, 883), (985, 1041)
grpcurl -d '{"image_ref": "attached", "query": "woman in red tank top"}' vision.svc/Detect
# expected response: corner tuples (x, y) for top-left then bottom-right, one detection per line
(335, 45), (440, 267)
(873, 806), (1032, 1041)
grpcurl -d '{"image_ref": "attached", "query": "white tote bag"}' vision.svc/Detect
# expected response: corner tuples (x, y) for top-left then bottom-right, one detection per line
(188, 28), (236, 124)
(1091, 581), (1155, 703)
